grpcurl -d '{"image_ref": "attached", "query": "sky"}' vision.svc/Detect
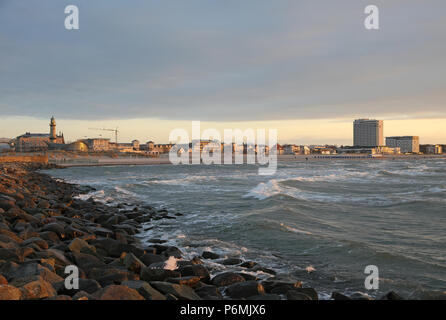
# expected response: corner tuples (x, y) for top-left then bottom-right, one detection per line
(0, 0), (445, 144)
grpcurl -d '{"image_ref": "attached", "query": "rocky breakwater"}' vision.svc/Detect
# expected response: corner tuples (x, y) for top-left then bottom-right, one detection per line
(0, 162), (403, 300)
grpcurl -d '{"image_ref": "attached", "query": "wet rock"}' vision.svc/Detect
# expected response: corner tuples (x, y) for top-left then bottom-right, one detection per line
(0, 275), (8, 285)
(72, 252), (105, 270)
(94, 285), (145, 300)
(240, 261), (258, 269)
(121, 280), (166, 300)
(219, 258), (243, 266)
(121, 252), (146, 273)
(331, 292), (352, 300)
(179, 264), (211, 283)
(380, 291), (403, 300)
(237, 273), (259, 281)
(211, 272), (246, 287)
(149, 281), (201, 300)
(41, 222), (65, 235)
(288, 288), (318, 300)
(262, 280), (302, 294)
(56, 278), (101, 295)
(195, 285), (223, 300)
(226, 281), (265, 299)
(162, 246), (183, 258)
(139, 253), (166, 266)
(0, 284), (22, 300)
(72, 291), (95, 300)
(68, 238), (96, 254)
(21, 237), (49, 250)
(249, 293), (281, 300)
(7, 263), (64, 285)
(350, 292), (374, 300)
(166, 276), (202, 287)
(140, 267), (180, 282)
(202, 251), (220, 260)
(20, 279), (57, 299)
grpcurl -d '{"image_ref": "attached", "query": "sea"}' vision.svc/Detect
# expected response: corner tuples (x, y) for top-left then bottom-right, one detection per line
(43, 159), (446, 299)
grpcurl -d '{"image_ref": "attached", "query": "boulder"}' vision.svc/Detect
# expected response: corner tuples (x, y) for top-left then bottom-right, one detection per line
(219, 258), (243, 266)
(7, 262), (63, 285)
(287, 288), (318, 300)
(226, 281), (265, 299)
(122, 252), (146, 273)
(149, 281), (201, 300)
(21, 237), (49, 250)
(56, 278), (101, 295)
(202, 251), (220, 260)
(261, 280), (302, 294)
(121, 280), (166, 300)
(380, 291), (403, 300)
(0, 284), (22, 300)
(68, 238), (96, 254)
(20, 279), (57, 299)
(195, 285), (223, 300)
(179, 264), (210, 283)
(331, 292), (352, 300)
(72, 252), (105, 270)
(166, 276), (202, 287)
(94, 285), (145, 300)
(0, 275), (7, 285)
(140, 267), (180, 282)
(139, 253), (165, 266)
(41, 222), (65, 235)
(211, 272), (246, 287)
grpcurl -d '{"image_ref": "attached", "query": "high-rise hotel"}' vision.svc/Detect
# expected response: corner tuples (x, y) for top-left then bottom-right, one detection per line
(353, 119), (384, 147)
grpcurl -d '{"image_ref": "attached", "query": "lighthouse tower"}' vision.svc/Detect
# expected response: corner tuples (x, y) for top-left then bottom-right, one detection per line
(49, 116), (57, 142)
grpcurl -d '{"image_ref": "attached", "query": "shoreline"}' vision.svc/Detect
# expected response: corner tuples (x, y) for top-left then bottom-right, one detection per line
(49, 154), (446, 168)
(1, 162), (404, 300)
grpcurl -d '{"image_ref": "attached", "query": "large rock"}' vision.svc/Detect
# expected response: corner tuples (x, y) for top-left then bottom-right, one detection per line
(331, 292), (352, 300)
(20, 279), (57, 299)
(380, 291), (403, 300)
(72, 252), (105, 270)
(140, 267), (180, 282)
(211, 272), (246, 287)
(179, 264), (210, 283)
(219, 258), (243, 266)
(41, 222), (65, 235)
(68, 238), (96, 254)
(6, 262), (63, 285)
(226, 281), (265, 299)
(0, 275), (7, 285)
(0, 284), (22, 300)
(121, 280), (166, 300)
(21, 237), (49, 250)
(55, 278), (102, 296)
(94, 285), (145, 300)
(261, 280), (302, 294)
(202, 251), (220, 260)
(149, 281), (201, 300)
(139, 253), (165, 266)
(195, 285), (223, 300)
(122, 252), (146, 273)
(293, 288), (318, 300)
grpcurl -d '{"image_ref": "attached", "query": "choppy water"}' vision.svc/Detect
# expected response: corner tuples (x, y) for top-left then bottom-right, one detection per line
(44, 159), (446, 299)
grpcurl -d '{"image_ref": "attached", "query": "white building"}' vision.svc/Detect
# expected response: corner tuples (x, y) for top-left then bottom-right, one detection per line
(353, 119), (384, 147)
(386, 136), (420, 153)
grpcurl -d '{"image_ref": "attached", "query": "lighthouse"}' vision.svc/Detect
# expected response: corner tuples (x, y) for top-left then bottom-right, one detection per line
(49, 116), (57, 142)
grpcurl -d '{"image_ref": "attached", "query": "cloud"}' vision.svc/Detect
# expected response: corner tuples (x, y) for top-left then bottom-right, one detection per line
(0, 0), (445, 122)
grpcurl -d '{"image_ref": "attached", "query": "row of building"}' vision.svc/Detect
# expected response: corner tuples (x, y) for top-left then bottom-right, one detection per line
(4, 117), (445, 156)
(352, 119), (444, 154)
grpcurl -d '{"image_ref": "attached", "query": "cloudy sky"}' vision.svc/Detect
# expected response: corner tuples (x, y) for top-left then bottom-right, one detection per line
(0, 0), (445, 144)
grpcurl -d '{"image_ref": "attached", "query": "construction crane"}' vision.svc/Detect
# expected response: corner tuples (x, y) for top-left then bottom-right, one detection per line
(88, 127), (119, 144)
